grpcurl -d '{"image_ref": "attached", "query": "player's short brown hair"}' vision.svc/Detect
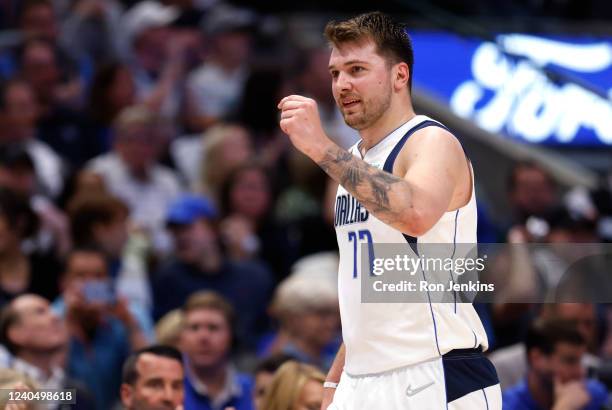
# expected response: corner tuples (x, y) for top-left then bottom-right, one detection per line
(324, 11), (414, 91)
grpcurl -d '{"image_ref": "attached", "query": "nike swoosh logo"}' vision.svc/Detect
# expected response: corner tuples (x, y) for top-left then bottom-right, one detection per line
(405, 381), (435, 397)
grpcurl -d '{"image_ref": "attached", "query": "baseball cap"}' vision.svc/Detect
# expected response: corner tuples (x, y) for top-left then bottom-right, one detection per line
(166, 194), (217, 225)
(123, 1), (179, 43)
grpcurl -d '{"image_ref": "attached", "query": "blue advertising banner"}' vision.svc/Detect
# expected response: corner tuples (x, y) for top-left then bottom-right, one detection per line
(410, 32), (612, 146)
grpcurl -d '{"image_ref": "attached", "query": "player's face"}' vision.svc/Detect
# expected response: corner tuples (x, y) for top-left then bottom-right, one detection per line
(329, 40), (392, 131)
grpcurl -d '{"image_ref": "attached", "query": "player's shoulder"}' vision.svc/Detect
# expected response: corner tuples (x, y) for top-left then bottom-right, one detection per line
(406, 117), (459, 148)
(399, 118), (465, 164)
(389, 117), (468, 178)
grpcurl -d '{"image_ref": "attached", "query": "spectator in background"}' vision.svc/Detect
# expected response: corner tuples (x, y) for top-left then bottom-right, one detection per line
(0, 188), (62, 307)
(260, 361), (325, 410)
(120, 345), (184, 410)
(155, 309), (184, 349)
(67, 193), (129, 272)
(252, 354), (295, 410)
(0, 368), (37, 410)
(61, 0), (126, 64)
(66, 192), (153, 310)
(122, 1), (191, 120)
(180, 291), (254, 410)
(64, 169), (107, 200)
(87, 105), (182, 253)
(502, 318), (608, 410)
(490, 161), (563, 348)
(0, 79), (65, 198)
(219, 162), (296, 280)
(0, 145), (37, 197)
(54, 247), (150, 410)
(507, 161), (559, 226)
(86, 63), (137, 153)
(18, 38), (71, 107)
(265, 274), (340, 371)
(0, 144), (70, 257)
(186, 4), (255, 130)
(17, 0), (59, 42)
(491, 303), (600, 391)
(168, 7), (208, 74)
(198, 123), (254, 200)
(491, 206), (603, 349)
(563, 172), (612, 243)
(0, 0), (92, 89)
(172, 122), (255, 195)
(153, 194), (273, 345)
(0, 294), (95, 409)
(17, 38), (97, 168)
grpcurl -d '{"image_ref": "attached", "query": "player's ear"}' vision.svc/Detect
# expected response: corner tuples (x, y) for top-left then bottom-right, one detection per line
(393, 62), (410, 92)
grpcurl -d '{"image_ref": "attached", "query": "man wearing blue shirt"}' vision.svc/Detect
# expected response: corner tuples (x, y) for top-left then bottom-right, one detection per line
(54, 247), (151, 410)
(181, 291), (254, 410)
(503, 318), (608, 410)
(153, 194), (273, 347)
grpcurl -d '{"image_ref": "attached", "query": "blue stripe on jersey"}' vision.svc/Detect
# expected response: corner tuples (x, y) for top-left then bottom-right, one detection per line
(482, 389), (490, 410)
(386, 119), (475, 354)
(420, 264), (442, 357)
(450, 209), (459, 313)
(382, 120), (450, 173)
(386, 120), (450, 358)
(382, 120), (450, 245)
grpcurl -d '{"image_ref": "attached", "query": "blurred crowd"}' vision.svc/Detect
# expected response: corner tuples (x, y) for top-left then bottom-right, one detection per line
(0, 1), (609, 409)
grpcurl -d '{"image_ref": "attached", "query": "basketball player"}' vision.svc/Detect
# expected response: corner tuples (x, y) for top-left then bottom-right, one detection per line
(278, 12), (501, 410)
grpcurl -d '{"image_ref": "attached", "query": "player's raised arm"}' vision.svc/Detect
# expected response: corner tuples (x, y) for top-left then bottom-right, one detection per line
(278, 95), (465, 237)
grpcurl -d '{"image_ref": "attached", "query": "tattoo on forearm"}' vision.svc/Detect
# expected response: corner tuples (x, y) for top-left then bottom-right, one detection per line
(318, 146), (411, 226)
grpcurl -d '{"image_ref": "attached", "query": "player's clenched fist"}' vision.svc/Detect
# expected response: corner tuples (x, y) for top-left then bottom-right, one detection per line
(277, 95), (333, 161)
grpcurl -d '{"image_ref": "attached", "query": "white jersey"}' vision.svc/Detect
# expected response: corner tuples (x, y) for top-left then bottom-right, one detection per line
(335, 115), (488, 375)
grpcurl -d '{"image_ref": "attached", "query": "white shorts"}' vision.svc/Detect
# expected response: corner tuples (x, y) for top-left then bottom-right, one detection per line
(328, 349), (501, 410)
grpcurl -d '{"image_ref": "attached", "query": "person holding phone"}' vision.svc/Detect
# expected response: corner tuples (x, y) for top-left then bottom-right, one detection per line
(53, 247), (149, 410)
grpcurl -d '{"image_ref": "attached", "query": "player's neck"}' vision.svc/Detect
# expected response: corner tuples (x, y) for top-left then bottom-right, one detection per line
(358, 99), (416, 152)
